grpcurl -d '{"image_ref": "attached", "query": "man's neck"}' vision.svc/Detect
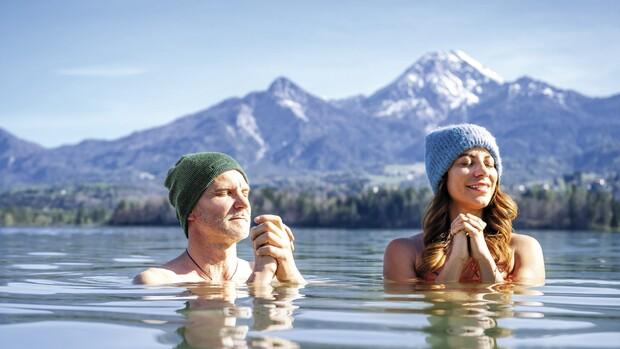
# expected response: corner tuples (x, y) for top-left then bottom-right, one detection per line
(186, 237), (239, 281)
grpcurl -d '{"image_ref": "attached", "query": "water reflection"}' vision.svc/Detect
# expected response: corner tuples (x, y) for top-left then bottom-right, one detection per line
(4, 228), (616, 348)
(174, 283), (301, 349)
(384, 283), (544, 348)
(251, 285), (300, 333)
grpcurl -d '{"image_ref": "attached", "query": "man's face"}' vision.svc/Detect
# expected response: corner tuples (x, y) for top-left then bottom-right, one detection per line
(187, 170), (251, 243)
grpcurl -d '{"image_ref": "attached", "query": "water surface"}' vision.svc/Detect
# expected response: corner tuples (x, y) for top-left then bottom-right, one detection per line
(1, 227), (619, 348)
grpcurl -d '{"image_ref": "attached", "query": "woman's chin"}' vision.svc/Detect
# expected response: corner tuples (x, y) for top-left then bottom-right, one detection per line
(475, 198), (492, 208)
(464, 196), (492, 210)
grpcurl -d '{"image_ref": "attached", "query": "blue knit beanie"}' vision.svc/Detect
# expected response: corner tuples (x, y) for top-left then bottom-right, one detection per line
(425, 124), (502, 194)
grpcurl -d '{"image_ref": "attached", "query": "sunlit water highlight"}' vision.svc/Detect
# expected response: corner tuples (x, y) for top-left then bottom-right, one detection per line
(1, 227), (619, 348)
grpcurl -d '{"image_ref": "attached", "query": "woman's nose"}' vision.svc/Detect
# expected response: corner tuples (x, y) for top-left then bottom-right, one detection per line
(474, 162), (491, 177)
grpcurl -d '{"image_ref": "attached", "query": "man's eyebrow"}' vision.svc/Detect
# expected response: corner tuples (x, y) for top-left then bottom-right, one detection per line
(210, 186), (232, 192)
(212, 185), (250, 191)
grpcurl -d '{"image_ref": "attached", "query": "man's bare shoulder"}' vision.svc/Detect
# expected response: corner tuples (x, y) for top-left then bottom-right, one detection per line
(133, 267), (180, 285)
(134, 257), (253, 285)
(133, 252), (189, 285)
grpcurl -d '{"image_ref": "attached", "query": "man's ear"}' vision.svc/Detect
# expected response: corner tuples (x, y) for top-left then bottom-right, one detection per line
(187, 210), (196, 222)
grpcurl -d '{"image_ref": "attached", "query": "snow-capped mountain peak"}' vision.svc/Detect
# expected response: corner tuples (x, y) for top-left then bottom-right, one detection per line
(451, 50), (504, 84)
(1, 50), (618, 190)
(508, 76), (568, 105)
(268, 77), (307, 101)
(365, 50), (504, 121)
(267, 77), (310, 122)
(407, 50), (504, 84)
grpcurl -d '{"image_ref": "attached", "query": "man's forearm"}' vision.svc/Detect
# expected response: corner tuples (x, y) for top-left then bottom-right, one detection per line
(276, 259), (306, 284)
(248, 257), (277, 284)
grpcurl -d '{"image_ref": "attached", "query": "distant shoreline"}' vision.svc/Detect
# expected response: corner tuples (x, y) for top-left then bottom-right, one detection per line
(2, 183), (619, 232)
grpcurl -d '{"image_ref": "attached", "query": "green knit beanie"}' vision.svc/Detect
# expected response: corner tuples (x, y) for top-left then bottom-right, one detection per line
(164, 152), (248, 237)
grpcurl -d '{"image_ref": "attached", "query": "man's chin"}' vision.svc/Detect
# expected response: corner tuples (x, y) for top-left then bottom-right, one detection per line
(228, 223), (250, 240)
(236, 226), (250, 239)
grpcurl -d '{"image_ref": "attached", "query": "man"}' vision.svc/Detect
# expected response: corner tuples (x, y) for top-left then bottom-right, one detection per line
(134, 152), (305, 285)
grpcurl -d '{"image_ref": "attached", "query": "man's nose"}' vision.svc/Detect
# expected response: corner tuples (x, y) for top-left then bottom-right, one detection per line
(234, 191), (250, 208)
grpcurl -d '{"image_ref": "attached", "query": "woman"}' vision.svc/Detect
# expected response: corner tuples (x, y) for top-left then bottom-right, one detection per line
(384, 124), (545, 284)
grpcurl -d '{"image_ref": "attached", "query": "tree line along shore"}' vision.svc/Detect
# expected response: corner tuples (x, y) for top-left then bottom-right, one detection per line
(1, 179), (619, 232)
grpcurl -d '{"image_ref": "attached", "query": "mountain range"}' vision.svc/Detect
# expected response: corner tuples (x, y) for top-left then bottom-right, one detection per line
(1, 50), (619, 192)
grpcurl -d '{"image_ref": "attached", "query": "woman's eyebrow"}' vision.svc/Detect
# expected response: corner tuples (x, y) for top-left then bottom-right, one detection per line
(459, 153), (493, 161)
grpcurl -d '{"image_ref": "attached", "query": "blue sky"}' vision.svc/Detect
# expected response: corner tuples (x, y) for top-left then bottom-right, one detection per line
(1, 1), (619, 147)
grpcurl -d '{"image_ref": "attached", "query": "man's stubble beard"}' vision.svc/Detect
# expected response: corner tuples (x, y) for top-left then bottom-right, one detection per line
(211, 215), (250, 242)
(192, 205), (250, 243)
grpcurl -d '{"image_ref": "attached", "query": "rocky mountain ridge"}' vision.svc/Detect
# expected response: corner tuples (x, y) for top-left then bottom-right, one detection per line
(1, 50), (618, 191)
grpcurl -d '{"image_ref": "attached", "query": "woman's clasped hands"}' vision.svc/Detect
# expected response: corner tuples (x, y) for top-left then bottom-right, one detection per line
(447, 213), (491, 262)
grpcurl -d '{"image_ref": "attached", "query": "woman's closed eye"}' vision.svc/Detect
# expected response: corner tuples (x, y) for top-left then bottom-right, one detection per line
(459, 159), (472, 167)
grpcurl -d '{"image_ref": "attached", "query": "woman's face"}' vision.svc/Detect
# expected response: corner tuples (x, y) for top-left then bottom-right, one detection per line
(446, 147), (498, 213)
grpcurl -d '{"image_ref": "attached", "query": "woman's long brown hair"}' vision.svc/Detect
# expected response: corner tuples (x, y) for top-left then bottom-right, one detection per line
(416, 175), (518, 276)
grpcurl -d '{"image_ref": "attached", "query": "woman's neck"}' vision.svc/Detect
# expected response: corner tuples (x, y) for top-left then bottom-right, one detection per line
(449, 205), (482, 221)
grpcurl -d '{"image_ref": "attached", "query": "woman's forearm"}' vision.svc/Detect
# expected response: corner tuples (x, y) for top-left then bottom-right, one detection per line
(477, 256), (504, 283)
(435, 254), (467, 283)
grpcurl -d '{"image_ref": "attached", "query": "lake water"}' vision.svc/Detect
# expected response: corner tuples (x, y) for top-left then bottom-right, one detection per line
(1, 227), (619, 348)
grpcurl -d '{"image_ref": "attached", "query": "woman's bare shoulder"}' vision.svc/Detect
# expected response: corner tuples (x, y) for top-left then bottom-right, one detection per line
(508, 232), (545, 284)
(510, 233), (543, 253)
(384, 233), (425, 281)
(385, 233), (424, 255)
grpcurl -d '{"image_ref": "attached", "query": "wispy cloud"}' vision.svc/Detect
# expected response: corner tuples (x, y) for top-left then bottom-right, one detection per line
(55, 66), (147, 78)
